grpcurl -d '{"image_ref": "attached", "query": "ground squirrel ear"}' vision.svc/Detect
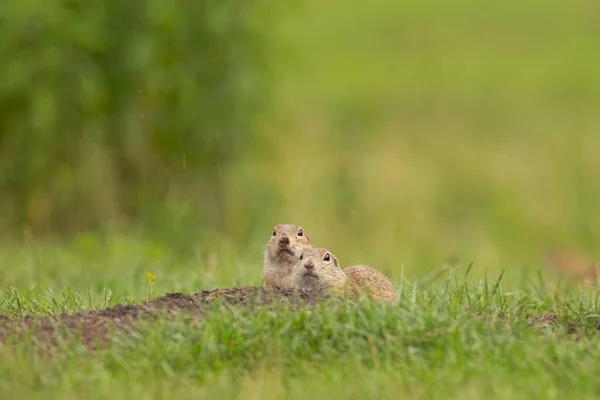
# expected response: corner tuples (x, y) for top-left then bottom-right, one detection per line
(306, 234), (311, 243)
(333, 256), (339, 268)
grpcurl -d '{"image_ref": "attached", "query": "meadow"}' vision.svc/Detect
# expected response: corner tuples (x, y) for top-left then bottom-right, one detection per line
(2, 262), (600, 399)
(1, 0), (600, 397)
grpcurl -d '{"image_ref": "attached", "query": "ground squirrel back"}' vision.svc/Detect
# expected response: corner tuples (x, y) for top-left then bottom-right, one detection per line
(263, 224), (312, 289)
(342, 265), (396, 302)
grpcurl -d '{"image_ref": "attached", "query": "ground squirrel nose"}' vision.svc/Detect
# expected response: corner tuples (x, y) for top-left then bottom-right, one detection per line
(304, 262), (314, 272)
(279, 236), (290, 245)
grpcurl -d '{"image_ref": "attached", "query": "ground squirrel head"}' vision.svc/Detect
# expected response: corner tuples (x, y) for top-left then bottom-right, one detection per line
(291, 248), (347, 293)
(264, 224), (312, 289)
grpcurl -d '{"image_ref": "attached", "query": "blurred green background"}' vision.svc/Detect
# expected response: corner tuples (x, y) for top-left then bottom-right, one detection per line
(1, 0), (599, 295)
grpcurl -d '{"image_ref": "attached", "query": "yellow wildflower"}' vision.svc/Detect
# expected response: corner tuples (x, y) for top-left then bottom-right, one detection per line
(145, 271), (156, 282)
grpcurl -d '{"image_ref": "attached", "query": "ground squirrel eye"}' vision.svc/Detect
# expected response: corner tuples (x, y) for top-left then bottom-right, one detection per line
(323, 253), (331, 262)
(272, 229), (276, 236)
(299, 254), (303, 260)
(297, 228), (303, 236)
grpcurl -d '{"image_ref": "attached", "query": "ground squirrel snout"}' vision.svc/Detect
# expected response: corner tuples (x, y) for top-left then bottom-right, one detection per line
(291, 248), (396, 302)
(263, 224), (312, 289)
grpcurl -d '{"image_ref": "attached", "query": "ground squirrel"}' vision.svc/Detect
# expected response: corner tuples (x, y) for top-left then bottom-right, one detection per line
(264, 224), (312, 289)
(291, 248), (396, 302)
(545, 248), (598, 282)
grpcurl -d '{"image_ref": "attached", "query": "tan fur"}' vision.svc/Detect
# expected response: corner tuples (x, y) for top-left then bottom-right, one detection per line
(264, 224), (312, 289)
(342, 265), (396, 302)
(291, 248), (347, 294)
(291, 248), (396, 302)
(545, 248), (598, 282)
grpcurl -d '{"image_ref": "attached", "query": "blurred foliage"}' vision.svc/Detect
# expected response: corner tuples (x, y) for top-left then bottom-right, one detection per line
(0, 0), (276, 240)
(1, 0), (600, 281)
(265, 0), (600, 276)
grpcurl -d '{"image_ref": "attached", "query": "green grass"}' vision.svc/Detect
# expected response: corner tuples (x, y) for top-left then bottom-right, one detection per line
(2, 237), (600, 399)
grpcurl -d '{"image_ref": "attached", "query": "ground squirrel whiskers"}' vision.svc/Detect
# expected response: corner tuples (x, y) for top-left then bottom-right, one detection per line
(264, 224), (312, 289)
(291, 248), (396, 302)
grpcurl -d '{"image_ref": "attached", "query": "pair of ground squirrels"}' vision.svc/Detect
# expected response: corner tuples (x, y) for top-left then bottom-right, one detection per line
(263, 224), (396, 302)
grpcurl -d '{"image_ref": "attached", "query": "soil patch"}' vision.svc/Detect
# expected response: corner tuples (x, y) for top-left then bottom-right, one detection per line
(0, 286), (333, 349)
(0, 286), (582, 351)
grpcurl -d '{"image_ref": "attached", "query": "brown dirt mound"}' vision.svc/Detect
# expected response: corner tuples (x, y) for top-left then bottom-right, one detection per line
(0, 286), (333, 349)
(0, 286), (579, 351)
